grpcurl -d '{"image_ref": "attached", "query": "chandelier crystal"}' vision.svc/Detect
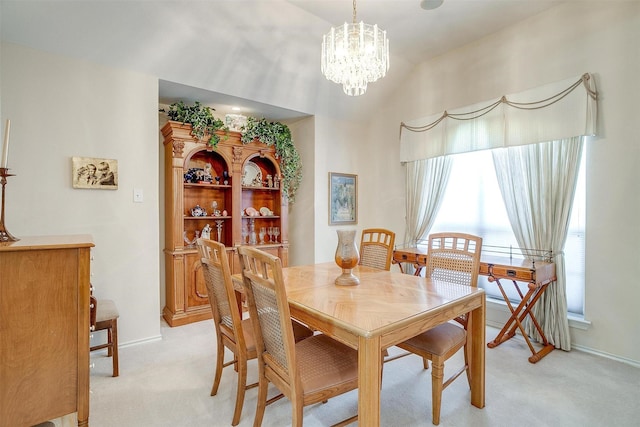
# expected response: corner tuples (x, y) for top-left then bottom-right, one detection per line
(321, 0), (390, 96)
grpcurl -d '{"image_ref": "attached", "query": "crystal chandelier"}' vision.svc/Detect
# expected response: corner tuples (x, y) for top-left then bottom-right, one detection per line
(321, 0), (390, 96)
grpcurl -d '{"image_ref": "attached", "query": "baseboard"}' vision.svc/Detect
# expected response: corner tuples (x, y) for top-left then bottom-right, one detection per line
(569, 343), (640, 368)
(119, 334), (163, 349)
(486, 298), (640, 368)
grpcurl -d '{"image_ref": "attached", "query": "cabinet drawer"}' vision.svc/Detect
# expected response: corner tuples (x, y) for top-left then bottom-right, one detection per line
(393, 249), (427, 266)
(481, 263), (535, 283)
(480, 258), (555, 286)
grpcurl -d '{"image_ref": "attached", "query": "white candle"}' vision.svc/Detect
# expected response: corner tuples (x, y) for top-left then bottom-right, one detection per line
(1, 119), (10, 169)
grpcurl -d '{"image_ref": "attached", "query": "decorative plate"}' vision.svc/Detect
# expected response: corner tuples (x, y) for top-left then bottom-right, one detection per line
(245, 207), (258, 216)
(242, 162), (262, 187)
(260, 207), (272, 216)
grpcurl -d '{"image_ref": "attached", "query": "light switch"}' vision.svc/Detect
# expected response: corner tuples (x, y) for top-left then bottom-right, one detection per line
(133, 188), (144, 203)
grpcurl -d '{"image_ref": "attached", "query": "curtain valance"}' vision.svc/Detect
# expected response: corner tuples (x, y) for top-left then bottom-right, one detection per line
(399, 73), (597, 162)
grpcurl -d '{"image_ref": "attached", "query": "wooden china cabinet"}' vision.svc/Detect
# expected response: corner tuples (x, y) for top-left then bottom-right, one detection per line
(161, 121), (289, 326)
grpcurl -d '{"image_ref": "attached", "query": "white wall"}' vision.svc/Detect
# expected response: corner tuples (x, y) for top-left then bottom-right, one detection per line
(373, 2), (640, 364)
(291, 111), (405, 267)
(287, 116), (316, 266)
(312, 116), (368, 263)
(1, 43), (162, 346)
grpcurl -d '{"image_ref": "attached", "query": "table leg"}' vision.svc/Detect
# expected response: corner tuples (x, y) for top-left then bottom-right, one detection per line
(468, 296), (486, 409)
(358, 335), (382, 426)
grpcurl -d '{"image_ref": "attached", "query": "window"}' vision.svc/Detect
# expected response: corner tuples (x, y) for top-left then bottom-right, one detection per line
(429, 149), (585, 315)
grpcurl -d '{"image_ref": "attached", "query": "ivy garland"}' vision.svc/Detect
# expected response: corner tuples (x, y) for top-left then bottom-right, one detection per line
(240, 117), (302, 203)
(167, 102), (302, 203)
(167, 101), (225, 148)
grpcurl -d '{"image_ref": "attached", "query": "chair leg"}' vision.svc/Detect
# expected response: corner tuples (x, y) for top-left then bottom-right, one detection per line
(292, 401), (304, 427)
(111, 319), (119, 377)
(253, 377), (269, 427)
(211, 338), (225, 396)
(107, 326), (113, 357)
(232, 357), (248, 426)
(430, 358), (444, 426)
(463, 343), (471, 385)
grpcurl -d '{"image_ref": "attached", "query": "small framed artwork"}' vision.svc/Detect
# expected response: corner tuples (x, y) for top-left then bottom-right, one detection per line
(72, 157), (118, 190)
(329, 172), (357, 225)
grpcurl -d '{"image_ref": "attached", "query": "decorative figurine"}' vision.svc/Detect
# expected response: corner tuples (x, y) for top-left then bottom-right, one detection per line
(267, 174), (273, 188)
(202, 164), (213, 182)
(201, 224), (211, 240)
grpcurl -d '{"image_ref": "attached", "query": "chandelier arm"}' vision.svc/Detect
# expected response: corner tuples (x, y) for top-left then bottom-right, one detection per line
(353, 0), (357, 24)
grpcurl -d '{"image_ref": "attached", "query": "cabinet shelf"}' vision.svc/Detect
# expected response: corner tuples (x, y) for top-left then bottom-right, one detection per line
(184, 216), (232, 220)
(242, 186), (280, 191)
(185, 183), (231, 189)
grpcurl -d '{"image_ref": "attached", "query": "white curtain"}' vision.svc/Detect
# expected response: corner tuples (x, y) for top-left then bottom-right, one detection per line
(403, 157), (451, 271)
(400, 74), (597, 162)
(492, 137), (584, 351)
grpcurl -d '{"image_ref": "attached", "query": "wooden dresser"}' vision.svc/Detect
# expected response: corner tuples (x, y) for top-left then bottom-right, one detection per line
(0, 235), (94, 427)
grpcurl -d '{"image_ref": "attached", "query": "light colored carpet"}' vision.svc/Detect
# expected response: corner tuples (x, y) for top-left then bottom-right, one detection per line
(70, 320), (639, 426)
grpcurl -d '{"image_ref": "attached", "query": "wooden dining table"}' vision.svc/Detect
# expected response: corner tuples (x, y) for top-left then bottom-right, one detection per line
(278, 262), (486, 426)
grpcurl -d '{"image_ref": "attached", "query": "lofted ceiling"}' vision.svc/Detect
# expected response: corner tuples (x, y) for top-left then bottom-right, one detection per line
(1, 0), (565, 121)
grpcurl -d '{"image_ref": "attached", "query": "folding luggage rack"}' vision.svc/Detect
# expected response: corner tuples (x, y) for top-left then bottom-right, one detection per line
(393, 242), (556, 363)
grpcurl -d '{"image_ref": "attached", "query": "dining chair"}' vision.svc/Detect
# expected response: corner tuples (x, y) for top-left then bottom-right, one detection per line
(358, 228), (398, 360)
(396, 232), (482, 425)
(359, 228), (396, 271)
(198, 238), (254, 426)
(237, 245), (359, 427)
(197, 239), (313, 426)
(89, 290), (120, 377)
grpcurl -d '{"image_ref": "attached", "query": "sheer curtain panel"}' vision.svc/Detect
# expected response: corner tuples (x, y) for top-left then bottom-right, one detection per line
(403, 157), (451, 272)
(492, 137), (584, 351)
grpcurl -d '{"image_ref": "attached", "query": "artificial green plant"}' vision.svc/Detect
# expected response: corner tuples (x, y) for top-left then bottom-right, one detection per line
(240, 116), (302, 203)
(167, 101), (225, 148)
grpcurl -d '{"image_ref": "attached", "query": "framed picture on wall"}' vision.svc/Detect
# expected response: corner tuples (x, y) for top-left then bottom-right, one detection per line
(329, 172), (357, 225)
(72, 156), (118, 189)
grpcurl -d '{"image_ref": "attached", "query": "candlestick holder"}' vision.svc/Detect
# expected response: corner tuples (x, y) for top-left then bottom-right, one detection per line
(0, 167), (19, 242)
